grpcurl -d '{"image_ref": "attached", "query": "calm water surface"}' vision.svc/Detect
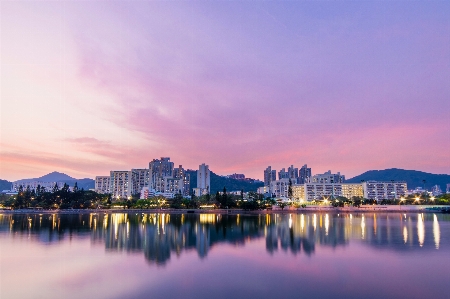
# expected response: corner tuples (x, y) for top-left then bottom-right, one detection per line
(1, 212), (449, 299)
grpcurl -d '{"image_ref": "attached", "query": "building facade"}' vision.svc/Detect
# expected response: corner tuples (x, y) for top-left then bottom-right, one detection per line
(110, 171), (132, 199)
(298, 164), (311, 184)
(264, 166), (277, 187)
(312, 171), (345, 184)
(131, 169), (150, 195)
(196, 163), (210, 195)
(148, 158), (190, 196)
(269, 178), (291, 198)
(362, 181), (407, 200)
(95, 176), (110, 194)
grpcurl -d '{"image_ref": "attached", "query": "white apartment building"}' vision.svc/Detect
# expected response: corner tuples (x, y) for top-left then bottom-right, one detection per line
(303, 183), (364, 201)
(110, 171), (132, 199)
(362, 181), (407, 200)
(266, 181), (364, 201)
(270, 178), (291, 198)
(149, 157), (174, 189)
(312, 171), (345, 184)
(148, 158), (190, 195)
(95, 176), (110, 194)
(131, 169), (149, 194)
(197, 163), (210, 195)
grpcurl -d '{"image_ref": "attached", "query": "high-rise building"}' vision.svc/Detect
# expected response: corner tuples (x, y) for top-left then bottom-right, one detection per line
(149, 157), (174, 189)
(195, 163), (210, 196)
(148, 158), (190, 196)
(173, 165), (190, 196)
(447, 183), (450, 194)
(264, 166), (276, 187)
(298, 164), (311, 184)
(312, 170), (345, 184)
(288, 165), (298, 180)
(95, 176), (110, 194)
(278, 168), (289, 180)
(131, 169), (149, 195)
(270, 178), (290, 198)
(110, 171), (132, 199)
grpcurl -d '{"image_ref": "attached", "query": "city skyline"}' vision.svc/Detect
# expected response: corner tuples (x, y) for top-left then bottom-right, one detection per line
(1, 1), (449, 182)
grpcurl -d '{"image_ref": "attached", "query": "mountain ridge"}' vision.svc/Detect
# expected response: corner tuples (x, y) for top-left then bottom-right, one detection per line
(346, 168), (450, 192)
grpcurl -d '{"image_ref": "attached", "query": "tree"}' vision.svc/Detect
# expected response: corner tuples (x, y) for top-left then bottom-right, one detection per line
(73, 182), (79, 193)
(279, 202), (289, 210)
(171, 191), (183, 209)
(52, 183), (59, 193)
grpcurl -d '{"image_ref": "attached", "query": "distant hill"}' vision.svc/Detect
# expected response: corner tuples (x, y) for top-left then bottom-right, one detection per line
(37, 171), (76, 181)
(0, 179), (12, 191)
(14, 172), (95, 190)
(347, 168), (450, 192)
(187, 170), (263, 194)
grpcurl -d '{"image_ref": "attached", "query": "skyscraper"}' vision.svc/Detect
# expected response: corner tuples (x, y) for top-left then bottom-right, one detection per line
(197, 163), (210, 190)
(299, 164), (312, 184)
(194, 163), (210, 196)
(288, 165), (298, 179)
(110, 171), (132, 199)
(149, 157), (174, 191)
(264, 166), (277, 187)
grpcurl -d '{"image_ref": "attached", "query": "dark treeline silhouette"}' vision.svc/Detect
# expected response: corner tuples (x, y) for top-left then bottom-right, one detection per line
(1, 183), (110, 209)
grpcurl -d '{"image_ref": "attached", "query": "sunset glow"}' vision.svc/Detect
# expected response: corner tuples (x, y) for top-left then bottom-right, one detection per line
(1, 1), (449, 180)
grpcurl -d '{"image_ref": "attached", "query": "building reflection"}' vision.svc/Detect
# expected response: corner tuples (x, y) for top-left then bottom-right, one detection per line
(0, 212), (448, 265)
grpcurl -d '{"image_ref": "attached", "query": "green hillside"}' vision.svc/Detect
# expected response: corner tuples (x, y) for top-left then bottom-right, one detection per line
(187, 170), (263, 194)
(347, 168), (450, 192)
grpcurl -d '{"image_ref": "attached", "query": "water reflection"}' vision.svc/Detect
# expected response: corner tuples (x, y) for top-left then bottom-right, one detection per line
(418, 213), (425, 247)
(433, 214), (440, 249)
(0, 212), (448, 265)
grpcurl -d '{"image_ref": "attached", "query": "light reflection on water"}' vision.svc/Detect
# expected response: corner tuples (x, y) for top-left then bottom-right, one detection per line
(0, 212), (449, 299)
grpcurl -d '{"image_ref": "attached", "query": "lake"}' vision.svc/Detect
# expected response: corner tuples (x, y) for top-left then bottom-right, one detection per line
(0, 212), (449, 299)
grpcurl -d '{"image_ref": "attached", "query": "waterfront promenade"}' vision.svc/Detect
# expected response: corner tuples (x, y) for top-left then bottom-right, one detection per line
(1, 205), (447, 214)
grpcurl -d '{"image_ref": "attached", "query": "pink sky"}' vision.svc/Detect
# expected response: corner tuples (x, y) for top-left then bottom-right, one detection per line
(1, 1), (449, 181)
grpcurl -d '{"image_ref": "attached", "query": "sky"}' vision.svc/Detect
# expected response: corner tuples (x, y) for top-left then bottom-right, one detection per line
(1, 1), (449, 181)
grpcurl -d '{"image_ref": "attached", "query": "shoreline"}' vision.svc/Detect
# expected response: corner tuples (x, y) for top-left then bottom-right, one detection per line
(0, 205), (447, 215)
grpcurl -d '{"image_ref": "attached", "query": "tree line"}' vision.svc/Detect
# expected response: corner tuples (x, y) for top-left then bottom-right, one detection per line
(1, 184), (449, 210)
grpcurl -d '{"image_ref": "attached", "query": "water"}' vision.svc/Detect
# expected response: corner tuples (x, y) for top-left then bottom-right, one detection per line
(1, 212), (449, 299)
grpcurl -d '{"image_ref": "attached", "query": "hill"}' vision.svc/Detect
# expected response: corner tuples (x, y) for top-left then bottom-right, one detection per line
(0, 179), (12, 191)
(187, 170), (263, 194)
(347, 168), (450, 192)
(37, 171), (76, 181)
(14, 172), (95, 190)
